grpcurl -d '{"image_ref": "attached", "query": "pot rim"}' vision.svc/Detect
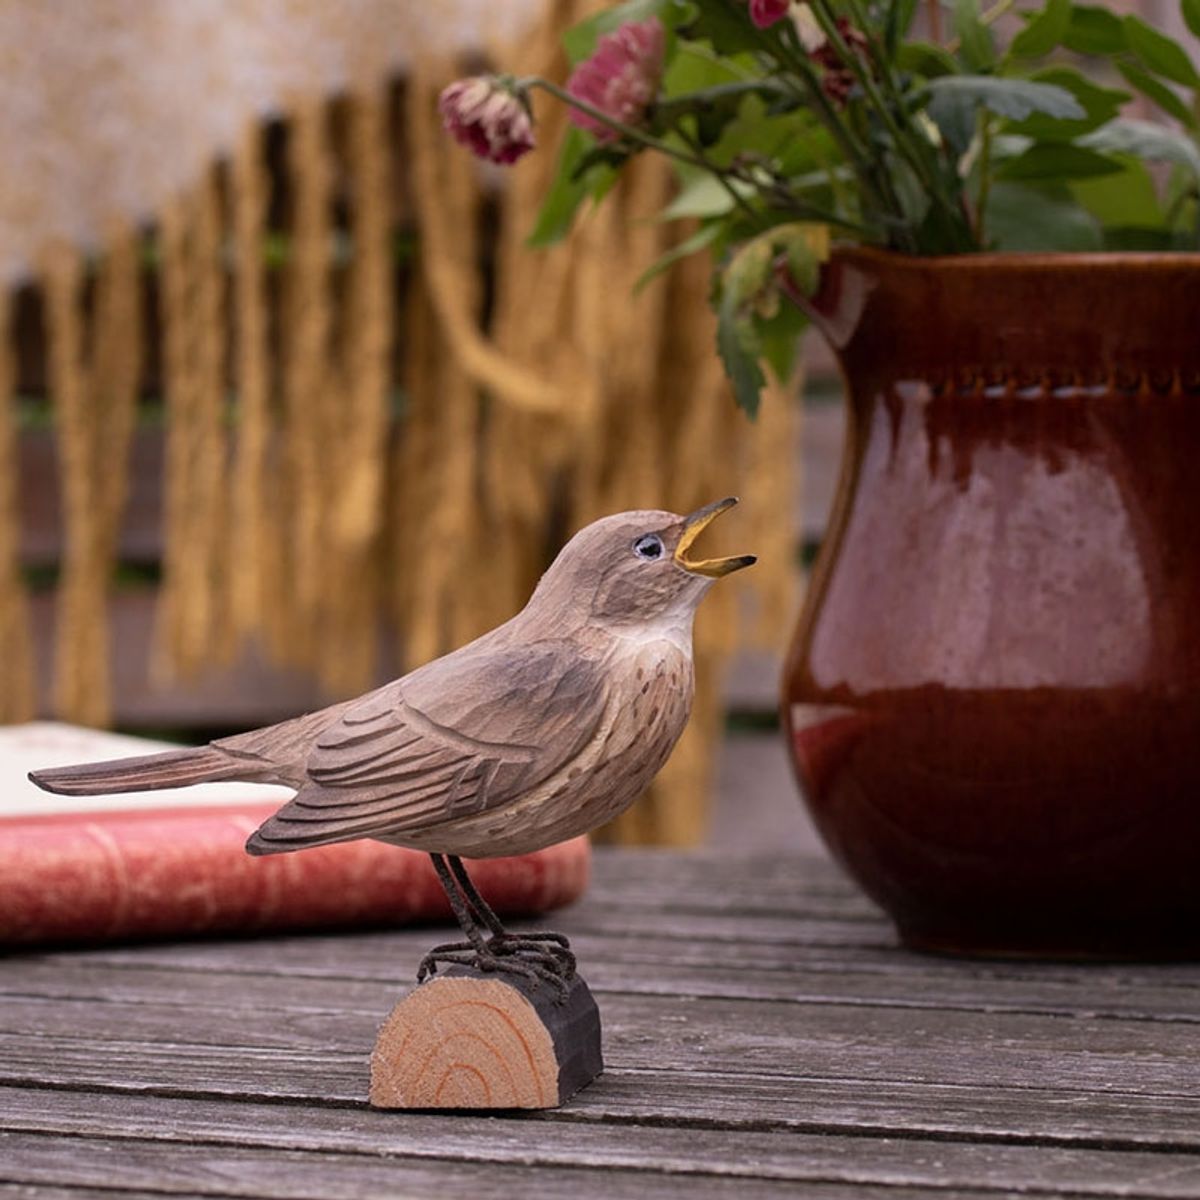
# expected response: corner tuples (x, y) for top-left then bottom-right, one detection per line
(831, 244), (1200, 273)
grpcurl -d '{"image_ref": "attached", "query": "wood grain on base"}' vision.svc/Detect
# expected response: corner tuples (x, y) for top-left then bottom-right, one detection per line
(370, 969), (602, 1110)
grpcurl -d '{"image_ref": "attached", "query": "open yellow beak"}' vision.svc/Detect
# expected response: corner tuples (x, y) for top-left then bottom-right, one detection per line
(674, 497), (757, 578)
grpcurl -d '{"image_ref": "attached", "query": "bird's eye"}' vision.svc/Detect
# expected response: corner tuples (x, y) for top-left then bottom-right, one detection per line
(633, 534), (664, 561)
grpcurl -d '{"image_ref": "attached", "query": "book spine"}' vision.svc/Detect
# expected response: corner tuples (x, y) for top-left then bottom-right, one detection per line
(0, 803), (589, 945)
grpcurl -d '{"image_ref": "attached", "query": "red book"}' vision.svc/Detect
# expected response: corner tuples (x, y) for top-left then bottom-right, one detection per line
(0, 723), (590, 947)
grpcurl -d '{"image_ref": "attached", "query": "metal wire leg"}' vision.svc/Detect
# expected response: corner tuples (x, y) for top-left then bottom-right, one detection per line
(448, 855), (576, 980)
(418, 854), (571, 998)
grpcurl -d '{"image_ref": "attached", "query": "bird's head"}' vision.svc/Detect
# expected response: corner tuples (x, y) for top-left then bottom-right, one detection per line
(531, 498), (756, 636)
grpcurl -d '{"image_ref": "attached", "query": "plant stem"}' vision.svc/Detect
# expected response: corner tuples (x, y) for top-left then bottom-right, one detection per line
(656, 79), (790, 115)
(529, 75), (866, 237)
(982, 0), (1017, 27)
(804, 2), (933, 243)
(975, 112), (993, 247)
(809, 137), (853, 213)
(762, 24), (900, 232)
(810, 1), (932, 187)
(524, 77), (720, 173)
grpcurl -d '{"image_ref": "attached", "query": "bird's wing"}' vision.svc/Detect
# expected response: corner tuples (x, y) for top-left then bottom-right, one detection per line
(245, 641), (608, 852)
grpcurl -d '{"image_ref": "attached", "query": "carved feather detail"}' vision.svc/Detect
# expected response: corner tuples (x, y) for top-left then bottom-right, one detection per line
(245, 642), (607, 854)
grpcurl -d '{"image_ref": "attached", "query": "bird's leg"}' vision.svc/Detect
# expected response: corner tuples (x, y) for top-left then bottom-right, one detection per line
(419, 854), (569, 998)
(448, 855), (575, 979)
(416, 853), (491, 979)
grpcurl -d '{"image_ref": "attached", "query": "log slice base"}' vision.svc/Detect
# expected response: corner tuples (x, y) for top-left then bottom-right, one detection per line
(370, 967), (603, 1110)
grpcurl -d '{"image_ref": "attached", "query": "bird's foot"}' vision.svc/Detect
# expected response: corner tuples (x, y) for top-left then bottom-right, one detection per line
(488, 931), (576, 980)
(417, 934), (574, 1002)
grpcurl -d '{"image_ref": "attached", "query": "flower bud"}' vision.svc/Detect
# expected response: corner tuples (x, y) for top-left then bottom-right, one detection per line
(439, 76), (535, 165)
(566, 18), (665, 143)
(748, 0), (791, 29)
(809, 18), (870, 107)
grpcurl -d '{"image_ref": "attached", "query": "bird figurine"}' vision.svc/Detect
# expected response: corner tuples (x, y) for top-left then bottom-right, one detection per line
(30, 499), (754, 995)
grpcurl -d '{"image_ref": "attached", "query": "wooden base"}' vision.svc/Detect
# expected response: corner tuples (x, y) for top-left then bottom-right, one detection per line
(370, 967), (603, 1110)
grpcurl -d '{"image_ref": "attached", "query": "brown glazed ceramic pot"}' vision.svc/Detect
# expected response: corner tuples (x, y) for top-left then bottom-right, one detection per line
(782, 247), (1200, 957)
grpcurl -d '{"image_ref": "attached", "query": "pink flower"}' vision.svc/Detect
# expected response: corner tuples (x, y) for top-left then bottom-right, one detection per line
(749, 0), (791, 28)
(566, 18), (665, 143)
(438, 76), (535, 165)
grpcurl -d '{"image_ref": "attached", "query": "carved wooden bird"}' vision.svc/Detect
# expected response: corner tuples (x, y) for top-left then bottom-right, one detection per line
(30, 499), (754, 991)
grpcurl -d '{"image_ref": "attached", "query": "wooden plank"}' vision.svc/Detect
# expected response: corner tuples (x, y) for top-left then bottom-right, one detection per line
(590, 847), (868, 898)
(6, 1095), (1200, 1196)
(6, 1029), (1200, 1154)
(56, 910), (1200, 1005)
(9, 937), (1200, 1025)
(0, 1182), (945, 1200)
(0, 1190), (176, 1200)
(6, 849), (1200, 1200)
(3, 982), (1200, 1100)
(0, 1134), (974, 1200)
(4, 1029), (1200, 1153)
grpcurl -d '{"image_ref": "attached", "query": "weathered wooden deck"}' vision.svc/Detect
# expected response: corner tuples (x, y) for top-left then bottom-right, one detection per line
(4, 848), (1200, 1198)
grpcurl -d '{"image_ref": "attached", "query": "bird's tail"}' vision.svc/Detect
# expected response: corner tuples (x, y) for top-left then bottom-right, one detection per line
(28, 746), (244, 797)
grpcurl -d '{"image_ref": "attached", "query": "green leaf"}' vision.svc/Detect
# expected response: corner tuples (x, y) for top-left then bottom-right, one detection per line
(563, 0), (689, 63)
(663, 42), (753, 98)
(1009, 0), (1071, 59)
(528, 126), (613, 247)
(716, 291), (766, 417)
(1122, 15), (1200, 88)
(1080, 118), (1200, 182)
(1116, 61), (1196, 128)
(757, 300), (808, 384)
(659, 171), (749, 219)
(928, 75), (1084, 120)
(634, 222), (723, 294)
(896, 40), (960, 78)
(776, 223), (830, 296)
(953, 0), (996, 70)
(683, 0), (766, 56)
(1070, 155), (1162, 228)
(1004, 67), (1129, 140)
(984, 181), (1102, 250)
(926, 90), (975, 159)
(667, 88), (801, 158)
(997, 142), (1123, 180)
(925, 77), (1084, 155)
(695, 92), (834, 176)
(1185, 0), (1200, 40)
(773, 122), (840, 177)
(713, 223), (828, 414)
(1062, 5), (1125, 55)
